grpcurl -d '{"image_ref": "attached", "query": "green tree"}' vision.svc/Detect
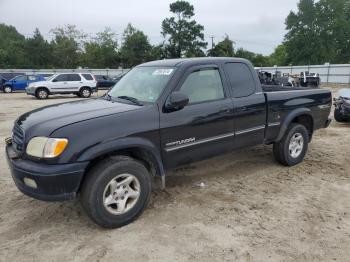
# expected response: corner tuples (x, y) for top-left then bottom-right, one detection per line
(50, 25), (85, 68)
(0, 23), (26, 68)
(316, 0), (350, 63)
(235, 48), (270, 67)
(120, 23), (152, 68)
(149, 44), (167, 61)
(207, 35), (235, 57)
(161, 0), (207, 58)
(82, 28), (119, 68)
(269, 44), (288, 66)
(24, 28), (53, 68)
(284, 0), (327, 65)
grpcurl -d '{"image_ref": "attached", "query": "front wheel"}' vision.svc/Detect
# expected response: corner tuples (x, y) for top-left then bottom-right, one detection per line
(273, 123), (309, 166)
(3, 86), (12, 93)
(35, 88), (49, 99)
(80, 156), (152, 228)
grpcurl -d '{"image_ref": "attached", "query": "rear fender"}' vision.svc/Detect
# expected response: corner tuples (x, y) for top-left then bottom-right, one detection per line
(275, 108), (313, 142)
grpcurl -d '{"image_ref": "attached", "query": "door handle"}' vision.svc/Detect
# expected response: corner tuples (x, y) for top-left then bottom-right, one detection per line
(237, 106), (248, 112)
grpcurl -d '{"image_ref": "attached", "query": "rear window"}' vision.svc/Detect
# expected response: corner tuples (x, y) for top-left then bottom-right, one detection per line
(82, 74), (94, 80)
(224, 63), (256, 98)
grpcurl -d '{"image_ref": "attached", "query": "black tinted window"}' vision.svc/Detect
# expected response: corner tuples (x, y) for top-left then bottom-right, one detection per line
(67, 74), (81, 81)
(82, 74), (93, 80)
(94, 75), (103, 80)
(224, 63), (256, 97)
(54, 74), (68, 82)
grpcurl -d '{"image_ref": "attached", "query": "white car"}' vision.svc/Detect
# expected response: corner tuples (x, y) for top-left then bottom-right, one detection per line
(26, 73), (97, 99)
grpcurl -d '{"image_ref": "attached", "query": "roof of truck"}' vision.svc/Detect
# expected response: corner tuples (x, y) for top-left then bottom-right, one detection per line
(139, 57), (251, 67)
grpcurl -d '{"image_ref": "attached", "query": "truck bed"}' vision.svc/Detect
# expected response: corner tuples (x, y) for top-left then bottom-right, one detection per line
(262, 85), (318, 92)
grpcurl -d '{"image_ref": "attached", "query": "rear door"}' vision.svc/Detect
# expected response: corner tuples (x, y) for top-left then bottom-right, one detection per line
(66, 74), (82, 91)
(160, 65), (234, 169)
(223, 62), (266, 148)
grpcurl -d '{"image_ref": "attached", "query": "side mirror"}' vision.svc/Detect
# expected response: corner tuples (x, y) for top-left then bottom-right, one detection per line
(165, 92), (189, 111)
(52, 79), (57, 82)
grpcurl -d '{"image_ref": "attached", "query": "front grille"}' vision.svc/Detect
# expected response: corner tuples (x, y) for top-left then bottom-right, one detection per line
(12, 123), (25, 152)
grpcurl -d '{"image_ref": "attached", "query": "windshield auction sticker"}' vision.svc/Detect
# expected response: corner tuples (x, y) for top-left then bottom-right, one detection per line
(152, 69), (174, 76)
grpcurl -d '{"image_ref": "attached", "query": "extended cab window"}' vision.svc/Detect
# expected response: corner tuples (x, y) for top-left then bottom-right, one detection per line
(180, 68), (224, 104)
(54, 74), (68, 82)
(68, 74), (81, 81)
(224, 63), (256, 97)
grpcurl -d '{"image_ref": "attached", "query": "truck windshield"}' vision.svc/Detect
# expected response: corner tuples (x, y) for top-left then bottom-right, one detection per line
(108, 67), (176, 103)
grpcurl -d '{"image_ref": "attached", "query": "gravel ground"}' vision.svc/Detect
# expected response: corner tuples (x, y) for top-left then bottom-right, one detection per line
(0, 86), (349, 262)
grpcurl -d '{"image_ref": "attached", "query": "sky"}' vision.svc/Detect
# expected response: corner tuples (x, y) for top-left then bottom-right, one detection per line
(0, 0), (298, 55)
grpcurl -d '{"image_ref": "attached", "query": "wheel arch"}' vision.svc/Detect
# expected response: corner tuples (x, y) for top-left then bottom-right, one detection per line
(35, 86), (50, 95)
(77, 137), (166, 189)
(79, 86), (92, 92)
(276, 108), (314, 142)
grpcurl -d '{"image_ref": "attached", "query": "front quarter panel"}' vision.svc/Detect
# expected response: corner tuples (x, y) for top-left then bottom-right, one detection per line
(50, 105), (161, 164)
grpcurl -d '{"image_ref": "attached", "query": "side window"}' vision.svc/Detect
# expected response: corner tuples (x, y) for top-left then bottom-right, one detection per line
(68, 74), (81, 81)
(179, 68), (224, 104)
(82, 74), (93, 80)
(54, 74), (68, 82)
(224, 63), (256, 97)
(15, 75), (27, 81)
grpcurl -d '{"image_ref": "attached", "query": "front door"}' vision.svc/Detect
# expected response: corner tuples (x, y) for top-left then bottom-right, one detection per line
(51, 74), (69, 92)
(160, 65), (234, 169)
(13, 75), (28, 90)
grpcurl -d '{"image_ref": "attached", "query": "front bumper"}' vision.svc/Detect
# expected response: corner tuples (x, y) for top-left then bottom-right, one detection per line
(6, 143), (89, 201)
(25, 88), (35, 95)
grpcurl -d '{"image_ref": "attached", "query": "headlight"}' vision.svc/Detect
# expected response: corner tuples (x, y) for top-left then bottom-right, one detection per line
(26, 137), (68, 158)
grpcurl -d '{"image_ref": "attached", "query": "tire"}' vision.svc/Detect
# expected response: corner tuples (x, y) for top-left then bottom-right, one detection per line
(334, 107), (346, 122)
(35, 88), (49, 99)
(3, 86), (12, 93)
(80, 156), (152, 228)
(273, 123), (309, 166)
(79, 87), (91, 98)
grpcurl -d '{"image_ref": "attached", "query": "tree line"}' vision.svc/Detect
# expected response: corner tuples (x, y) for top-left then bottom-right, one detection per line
(0, 0), (349, 69)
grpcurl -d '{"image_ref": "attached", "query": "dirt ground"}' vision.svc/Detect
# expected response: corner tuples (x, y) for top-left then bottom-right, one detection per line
(0, 86), (349, 262)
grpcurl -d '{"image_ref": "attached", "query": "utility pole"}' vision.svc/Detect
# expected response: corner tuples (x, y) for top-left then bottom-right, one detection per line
(209, 35), (215, 50)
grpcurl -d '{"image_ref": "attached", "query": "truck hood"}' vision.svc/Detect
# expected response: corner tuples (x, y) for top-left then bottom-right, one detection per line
(16, 98), (140, 138)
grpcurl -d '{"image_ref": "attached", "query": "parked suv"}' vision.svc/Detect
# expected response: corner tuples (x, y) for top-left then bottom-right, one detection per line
(2, 75), (45, 93)
(26, 73), (97, 99)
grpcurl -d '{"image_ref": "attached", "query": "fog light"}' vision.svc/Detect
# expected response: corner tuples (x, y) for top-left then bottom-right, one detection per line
(23, 178), (37, 189)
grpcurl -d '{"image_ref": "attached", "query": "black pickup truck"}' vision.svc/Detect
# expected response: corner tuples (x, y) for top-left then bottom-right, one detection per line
(5, 58), (332, 228)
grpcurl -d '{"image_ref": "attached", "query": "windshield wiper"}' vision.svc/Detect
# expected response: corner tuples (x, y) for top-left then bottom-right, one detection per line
(117, 96), (143, 106)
